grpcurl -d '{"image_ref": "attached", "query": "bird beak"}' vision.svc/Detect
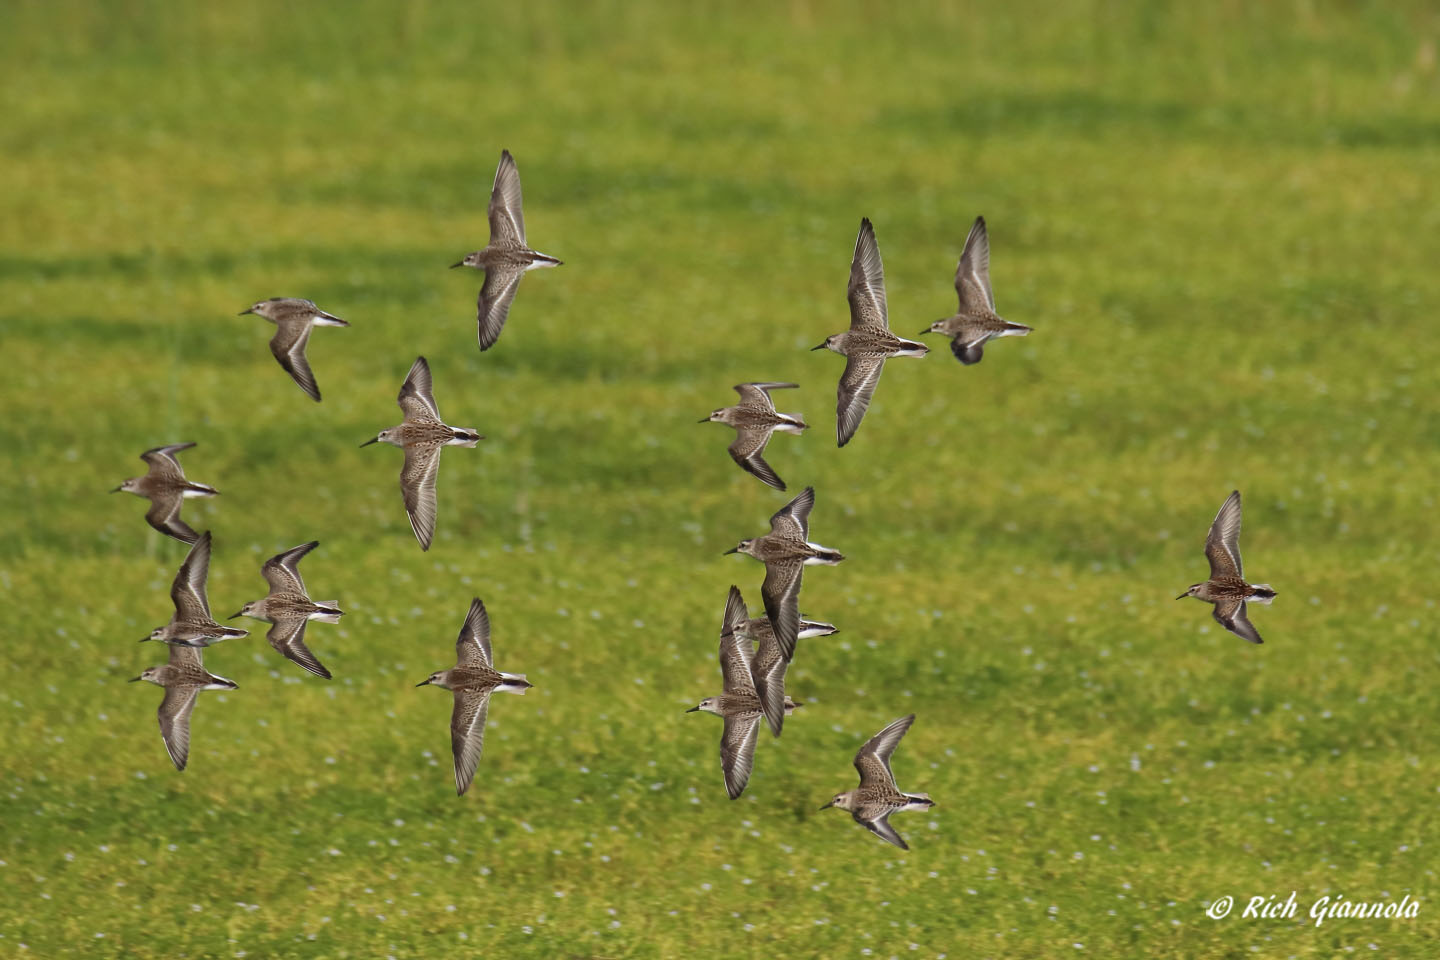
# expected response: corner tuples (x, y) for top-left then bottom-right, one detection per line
(1175, 592), (1188, 600)
(238, 308), (253, 315)
(138, 637), (151, 643)
(684, 706), (699, 713)
(360, 437), (379, 447)
(109, 486), (122, 493)
(128, 676), (142, 682)
(697, 417), (711, 424)
(819, 801), (834, 810)
(917, 328), (932, 335)
(416, 679), (430, 687)
(449, 261), (464, 269)
(722, 547), (738, 555)
(810, 342), (827, 351)
(227, 611), (243, 620)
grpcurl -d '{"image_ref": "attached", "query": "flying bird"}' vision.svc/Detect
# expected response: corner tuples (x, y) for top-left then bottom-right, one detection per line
(239, 297), (350, 401)
(362, 356), (482, 551)
(742, 604), (836, 738)
(1177, 490), (1276, 644)
(919, 217), (1031, 364)
(231, 541), (342, 679)
(686, 586), (799, 799)
(699, 382), (807, 490)
(111, 442), (217, 544)
(416, 598), (532, 796)
(821, 714), (935, 850)
(143, 531), (250, 648)
(451, 149), (562, 351)
(725, 486), (843, 659)
(130, 642), (237, 771)
(813, 218), (928, 446)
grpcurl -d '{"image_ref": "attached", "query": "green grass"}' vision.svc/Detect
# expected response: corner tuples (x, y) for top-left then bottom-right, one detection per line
(3, 1), (1439, 956)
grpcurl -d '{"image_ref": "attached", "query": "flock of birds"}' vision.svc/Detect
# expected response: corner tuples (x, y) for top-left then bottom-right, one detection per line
(111, 149), (1278, 851)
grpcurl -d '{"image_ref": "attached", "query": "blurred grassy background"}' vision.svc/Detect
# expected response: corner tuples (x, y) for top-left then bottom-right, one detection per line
(2, 1), (1438, 956)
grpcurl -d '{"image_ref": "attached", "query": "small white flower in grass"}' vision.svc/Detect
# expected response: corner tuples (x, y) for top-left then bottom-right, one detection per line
(554, 891), (565, 898)
(701, 883), (712, 891)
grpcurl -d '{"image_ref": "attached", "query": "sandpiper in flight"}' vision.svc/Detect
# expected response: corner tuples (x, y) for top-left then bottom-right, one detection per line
(143, 531), (250, 647)
(821, 714), (935, 851)
(362, 356), (482, 551)
(130, 642), (238, 771)
(451, 149), (562, 351)
(700, 382), (808, 491)
(112, 442), (217, 544)
(416, 598), (533, 796)
(686, 586), (800, 799)
(231, 541), (342, 679)
(813, 218), (928, 447)
(725, 486), (843, 660)
(919, 216), (1031, 364)
(742, 599), (837, 738)
(1178, 490), (1277, 644)
(239, 298), (350, 402)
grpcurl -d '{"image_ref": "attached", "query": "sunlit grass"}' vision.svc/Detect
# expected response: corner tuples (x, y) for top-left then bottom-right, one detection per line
(2, 1), (1438, 956)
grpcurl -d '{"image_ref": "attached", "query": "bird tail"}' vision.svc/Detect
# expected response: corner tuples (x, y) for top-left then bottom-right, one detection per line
(183, 482), (219, 497)
(499, 672), (532, 693)
(1248, 584), (1277, 605)
(529, 252), (563, 267)
(1001, 321), (1033, 336)
(313, 603), (343, 623)
(451, 429), (483, 447)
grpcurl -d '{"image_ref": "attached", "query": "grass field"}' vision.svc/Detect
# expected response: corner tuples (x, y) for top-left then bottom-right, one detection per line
(3, 1), (1439, 956)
